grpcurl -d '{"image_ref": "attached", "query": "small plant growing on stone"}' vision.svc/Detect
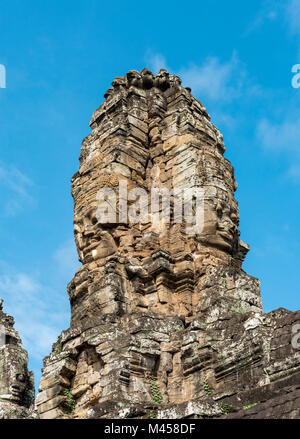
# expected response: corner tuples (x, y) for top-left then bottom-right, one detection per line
(149, 410), (157, 419)
(243, 403), (257, 410)
(221, 403), (233, 415)
(230, 306), (247, 315)
(57, 336), (63, 353)
(149, 378), (163, 404)
(203, 378), (212, 397)
(63, 389), (76, 414)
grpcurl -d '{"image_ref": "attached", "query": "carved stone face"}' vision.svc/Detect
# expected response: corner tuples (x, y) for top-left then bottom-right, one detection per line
(74, 213), (117, 264)
(141, 69), (154, 89)
(0, 349), (28, 404)
(126, 70), (141, 88)
(112, 76), (126, 89)
(9, 372), (27, 403)
(198, 198), (239, 253)
(156, 69), (170, 91)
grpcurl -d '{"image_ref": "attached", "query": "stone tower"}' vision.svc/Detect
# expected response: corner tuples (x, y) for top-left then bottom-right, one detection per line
(0, 300), (35, 418)
(36, 69), (300, 419)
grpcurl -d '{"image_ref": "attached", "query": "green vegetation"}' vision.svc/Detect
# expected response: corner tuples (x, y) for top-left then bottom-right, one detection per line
(203, 379), (212, 397)
(63, 389), (76, 414)
(221, 403), (234, 415)
(230, 306), (247, 315)
(149, 410), (157, 419)
(149, 378), (163, 404)
(57, 336), (63, 353)
(243, 403), (257, 410)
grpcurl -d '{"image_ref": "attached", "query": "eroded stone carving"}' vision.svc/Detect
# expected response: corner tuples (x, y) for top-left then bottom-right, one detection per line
(0, 301), (35, 419)
(35, 69), (300, 419)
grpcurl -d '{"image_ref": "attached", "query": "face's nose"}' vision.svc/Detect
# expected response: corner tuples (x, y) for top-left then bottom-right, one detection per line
(83, 224), (94, 238)
(228, 218), (237, 233)
(218, 214), (236, 236)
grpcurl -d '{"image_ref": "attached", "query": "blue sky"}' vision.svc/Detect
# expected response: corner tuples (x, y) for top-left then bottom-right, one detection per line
(0, 0), (299, 388)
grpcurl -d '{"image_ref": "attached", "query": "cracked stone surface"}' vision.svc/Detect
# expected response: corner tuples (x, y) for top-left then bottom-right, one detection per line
(30, 68), (300, 419)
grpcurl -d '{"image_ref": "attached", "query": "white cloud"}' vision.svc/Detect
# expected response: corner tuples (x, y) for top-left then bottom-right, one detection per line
(257, 117), (300, 152)
(243, 0), (282, 35)
(286, 0), (300, 34)
(53, 239), (80, 278)
(0, 163), (34, 216)
(257, 116), (300, 181)
(245, 1), (300, 37)
(0, 273), (40, 295)
(179, 54), (244, 101)
(0, 270), (68, 360)
(16, 321), (60, 358)
(145, 51), (257, 103)
(211, 111), (238, 131)
(242, 0), (300, 41)
(146, 52), (169, 74)
(0, 237), (80, 367)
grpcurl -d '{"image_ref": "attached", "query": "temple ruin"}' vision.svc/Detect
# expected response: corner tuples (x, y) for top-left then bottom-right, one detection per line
(0, 300), (35, 418)
(1, 68), (299, 419)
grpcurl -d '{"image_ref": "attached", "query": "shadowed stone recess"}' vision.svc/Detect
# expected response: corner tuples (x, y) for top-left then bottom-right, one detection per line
(36, 69), (300, 419)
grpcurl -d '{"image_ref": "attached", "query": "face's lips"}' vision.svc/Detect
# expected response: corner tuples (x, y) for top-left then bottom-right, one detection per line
(10, 386), (21, 398)
(217, 230), (234, 243)
(85, 240), (99, 252)
(81, 235), (102, 254)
